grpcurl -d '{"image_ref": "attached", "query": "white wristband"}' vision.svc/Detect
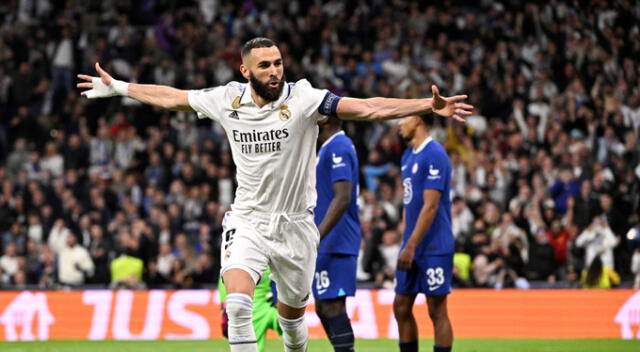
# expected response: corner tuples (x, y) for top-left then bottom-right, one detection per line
(111, 79), (129, 96)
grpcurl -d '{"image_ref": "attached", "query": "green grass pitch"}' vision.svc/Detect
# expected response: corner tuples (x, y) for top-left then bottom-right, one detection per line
(1, 339), (638, 352)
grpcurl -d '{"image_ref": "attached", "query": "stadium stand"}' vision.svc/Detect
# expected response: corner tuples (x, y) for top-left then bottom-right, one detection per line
(0, 0), (638, 290)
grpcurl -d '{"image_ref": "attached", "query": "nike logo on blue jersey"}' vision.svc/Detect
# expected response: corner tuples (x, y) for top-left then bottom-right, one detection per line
(428, 285), (441, 291)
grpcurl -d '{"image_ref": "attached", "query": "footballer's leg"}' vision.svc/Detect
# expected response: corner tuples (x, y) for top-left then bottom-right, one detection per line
(316, 297), (354, 352)
(224, 269), (258, 352)
(270, 213), (319, 352)
(424, 254), (454, 352)
(427, 295), (453, 352)
(221, 212), (269, 352)
(393, 293), (418, 352)
(277, 303), (309, 352)
(313, 253), (357, 351)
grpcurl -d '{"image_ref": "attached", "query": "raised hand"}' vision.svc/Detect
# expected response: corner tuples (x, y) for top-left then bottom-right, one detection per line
(77, 63), (127, 98)
(431, 85), (474, 122)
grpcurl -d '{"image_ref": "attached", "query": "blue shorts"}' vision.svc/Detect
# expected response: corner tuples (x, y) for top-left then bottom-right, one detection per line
(312, 253), (357, 300)
(395, 254), (453, 296)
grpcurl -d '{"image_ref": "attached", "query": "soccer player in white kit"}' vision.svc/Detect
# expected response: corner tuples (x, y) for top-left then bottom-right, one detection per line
(77, 37), (473, 352)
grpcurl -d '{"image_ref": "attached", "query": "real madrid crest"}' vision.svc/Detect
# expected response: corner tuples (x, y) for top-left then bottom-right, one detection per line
(279, 105), (291, 121)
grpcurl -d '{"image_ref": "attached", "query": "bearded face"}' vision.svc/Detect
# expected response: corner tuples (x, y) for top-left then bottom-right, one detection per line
(249, 71), (285, 102)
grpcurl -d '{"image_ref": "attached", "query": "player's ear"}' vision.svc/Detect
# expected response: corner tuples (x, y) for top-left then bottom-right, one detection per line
(239, 64), (250, 80)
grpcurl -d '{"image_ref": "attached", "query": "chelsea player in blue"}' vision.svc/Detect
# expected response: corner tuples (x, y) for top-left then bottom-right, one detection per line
(395, 115), (454, 352)
(314, 116), (361, 352)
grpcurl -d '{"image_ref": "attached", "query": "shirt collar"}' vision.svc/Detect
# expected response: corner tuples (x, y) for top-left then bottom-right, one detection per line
(413, 136), (432, 154)
(239, 82), (290, 109)
(321, 130), (345, 149)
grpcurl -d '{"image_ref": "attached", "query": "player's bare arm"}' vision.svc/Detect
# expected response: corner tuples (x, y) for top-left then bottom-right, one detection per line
(336, 85), (473, 122)
(397, 189), (441, 271)
(317, 180), (352, 240)
(77, 62), (193, 111)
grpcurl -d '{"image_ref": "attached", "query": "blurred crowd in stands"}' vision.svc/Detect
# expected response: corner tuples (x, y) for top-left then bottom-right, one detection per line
(0, 0), (639, 290)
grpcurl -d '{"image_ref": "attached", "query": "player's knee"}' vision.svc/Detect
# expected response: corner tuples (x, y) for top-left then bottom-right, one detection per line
(225, 293), (253, 324)
(316, 298), (346, 319)
(393, 301), (413, 320)
(427, 298), (448, 324)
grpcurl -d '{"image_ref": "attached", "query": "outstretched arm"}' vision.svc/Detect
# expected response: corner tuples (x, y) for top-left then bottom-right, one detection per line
(336, 85), (473, 122)
(77, 63), (194, 111)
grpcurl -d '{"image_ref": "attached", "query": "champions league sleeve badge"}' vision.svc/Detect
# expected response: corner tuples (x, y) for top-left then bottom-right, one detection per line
(279, 105), (291, 121)
(232, 96), (241, 109)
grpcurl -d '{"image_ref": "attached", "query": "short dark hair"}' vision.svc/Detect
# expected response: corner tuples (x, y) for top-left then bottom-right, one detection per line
(420, 114), (434, 127)
(241, 37), (277, 57)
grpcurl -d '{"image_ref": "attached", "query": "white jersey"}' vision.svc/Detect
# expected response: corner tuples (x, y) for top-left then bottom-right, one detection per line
(188, 79), (330, 213)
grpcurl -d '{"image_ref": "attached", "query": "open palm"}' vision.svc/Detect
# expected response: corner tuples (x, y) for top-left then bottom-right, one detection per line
(431, 85), (474, 122)
(76, 63), (115, 98)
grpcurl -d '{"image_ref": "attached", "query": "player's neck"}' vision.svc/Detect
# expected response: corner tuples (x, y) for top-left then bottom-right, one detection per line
(251, 91), (270, 108)
(320, 128), (341, 144)
(410, 128), (428, 150)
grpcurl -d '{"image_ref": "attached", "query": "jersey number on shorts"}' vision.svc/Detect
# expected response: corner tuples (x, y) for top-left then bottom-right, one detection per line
(426, 267), (445, 286)
(315, 270), (330, 292)
(224, 228), (236, 250)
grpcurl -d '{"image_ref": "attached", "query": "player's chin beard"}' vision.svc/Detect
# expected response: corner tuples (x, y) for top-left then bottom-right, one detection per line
(250, 72), (285, 102)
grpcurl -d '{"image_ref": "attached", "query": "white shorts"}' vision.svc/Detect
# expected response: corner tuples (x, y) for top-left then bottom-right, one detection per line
(220, 209), (319, 308)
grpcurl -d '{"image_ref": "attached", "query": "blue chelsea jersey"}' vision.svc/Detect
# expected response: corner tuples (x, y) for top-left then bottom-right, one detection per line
(401, 137), (454, 256)
(315, 131), (361, 255)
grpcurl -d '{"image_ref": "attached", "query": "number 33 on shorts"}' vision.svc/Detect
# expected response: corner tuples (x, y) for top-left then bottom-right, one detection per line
(426, 267), (445, 290)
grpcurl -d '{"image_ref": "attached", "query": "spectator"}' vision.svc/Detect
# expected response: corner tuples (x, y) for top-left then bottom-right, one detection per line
(527, 229), (557, 283)
(157, 242), (176, 278)
(58, 235), (94, 286)
(575, 216), (618, 269)
(144, 259), (169, 288)
(110, 251), (144, 289)
(581, 256), (620, 289)
(546, 218), (571, 271)
(0, 243), (20, 284)
(88, 224), (111, 285)
(190, 253), (216, 287)
(452, 197), (474, 240)
(472, 243), (503, 288)
(549, 166), (580, 215)
(41, 142), (64, 178)
(571, 179), (600, 231)
(24, 239), (42, 285)
(453, 241), (472, 287)
(375, 229), (400, 289)
(48, 219), (71, 254)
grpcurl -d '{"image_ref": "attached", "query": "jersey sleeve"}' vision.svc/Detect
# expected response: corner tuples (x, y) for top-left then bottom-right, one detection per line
(295, 79), (341, 122)
(188, 86), (227, 121)
(327, 142), (355, 184)
(423, 149), (449, 192)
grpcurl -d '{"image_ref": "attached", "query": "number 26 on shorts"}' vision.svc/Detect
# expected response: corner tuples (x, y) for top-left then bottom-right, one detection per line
(315, 270), (330, 291)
